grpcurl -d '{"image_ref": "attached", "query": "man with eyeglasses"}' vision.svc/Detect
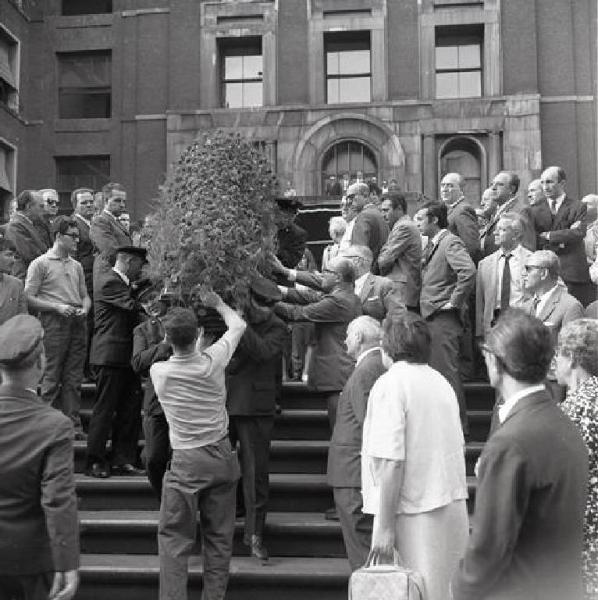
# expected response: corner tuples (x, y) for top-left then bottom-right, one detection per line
(24, 216), (91, 439)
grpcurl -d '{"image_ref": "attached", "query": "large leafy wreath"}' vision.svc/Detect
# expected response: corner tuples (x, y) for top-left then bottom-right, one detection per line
(146, 130), (279, 306)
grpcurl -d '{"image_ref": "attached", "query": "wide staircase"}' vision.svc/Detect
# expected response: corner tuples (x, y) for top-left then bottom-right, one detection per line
(74, 381), (495, 599)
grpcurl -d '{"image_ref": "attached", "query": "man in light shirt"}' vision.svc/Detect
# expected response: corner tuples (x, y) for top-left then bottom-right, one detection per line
(453, 309), (588, 600)
(475, 213), (532, 338)
(151, 294), (245, 600)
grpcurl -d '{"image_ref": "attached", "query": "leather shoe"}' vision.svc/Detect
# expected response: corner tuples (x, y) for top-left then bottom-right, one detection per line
(86, 463), (110, 478)
(249, 535), (268, 561)
(111, 463), (146, 476)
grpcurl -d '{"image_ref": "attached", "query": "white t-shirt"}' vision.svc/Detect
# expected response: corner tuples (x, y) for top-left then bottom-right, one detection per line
(150, 330), (241, 450)
(361, 361), (468, 515)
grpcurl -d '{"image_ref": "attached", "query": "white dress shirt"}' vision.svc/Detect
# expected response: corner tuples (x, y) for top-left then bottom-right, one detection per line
(339, 218), (356, 250)
(495, 245), (527, 310)
(498, 384), (545, 423)
(354, 272), (368, 297)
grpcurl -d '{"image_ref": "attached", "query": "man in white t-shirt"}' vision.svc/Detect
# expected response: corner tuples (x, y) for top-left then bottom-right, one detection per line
(150, 291), (246, 600)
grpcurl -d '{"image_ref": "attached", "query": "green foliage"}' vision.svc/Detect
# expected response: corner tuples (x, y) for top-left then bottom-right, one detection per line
(147, 130), (279, 305)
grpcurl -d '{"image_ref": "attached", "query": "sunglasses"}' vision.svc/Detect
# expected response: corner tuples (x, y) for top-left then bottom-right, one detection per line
(524, 265), (543, 272)
(46, 199), (58, 206)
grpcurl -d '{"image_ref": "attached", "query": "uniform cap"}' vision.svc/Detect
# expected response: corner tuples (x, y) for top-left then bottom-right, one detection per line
(115, 246), (147, 260)
(0, 315), (44, 367)
(275, 197), (303, 212)
(250, 274), (282, 304)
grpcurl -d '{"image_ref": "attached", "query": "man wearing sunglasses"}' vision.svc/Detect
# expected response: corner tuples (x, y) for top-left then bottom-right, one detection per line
(38, 189), (60, 248)
(24, 216), (91, 440)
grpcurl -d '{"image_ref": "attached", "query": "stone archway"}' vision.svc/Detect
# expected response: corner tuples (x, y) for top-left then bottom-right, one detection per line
(293, 113), (405, 196)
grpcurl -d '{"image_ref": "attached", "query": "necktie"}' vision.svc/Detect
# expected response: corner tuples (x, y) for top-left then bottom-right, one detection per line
(532, 295), (541, 316)
(500, 254), (511, 311)
(550, 198), (557, 215)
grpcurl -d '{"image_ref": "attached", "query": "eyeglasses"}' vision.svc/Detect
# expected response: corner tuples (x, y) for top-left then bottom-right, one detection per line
(524, 265), (543, 272)
(46, 199), (58, 206)
(345, 194), (356, 201)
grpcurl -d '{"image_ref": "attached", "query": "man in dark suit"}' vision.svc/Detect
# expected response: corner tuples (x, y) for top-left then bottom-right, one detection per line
(226, 276), (287, 561)
(131, 289), (172, 500)
(90, 182), (132, 289)
(37, 189), (60, 249)
(415, 202), (476, 433)
(440, 172), (481, 262)
(535, 166), (594, 306)
(275, 196), (307, 272)
(274, 256), (362, 427)
(86, 246), (147, 478)
(452, 309), (588, 600)
(378, 192), (422, 310)
(328, 315), (385, 571)
(480, 171), (536, 256)
(348, 182), (389, 271)
(4, 190), (49, 281)
(72, 188), (97, 377)
(0, 315), (79, 600)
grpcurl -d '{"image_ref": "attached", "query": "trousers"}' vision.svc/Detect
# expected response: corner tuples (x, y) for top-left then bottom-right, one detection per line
(228, 415), (274, 540)
(426, 310), (469, 435)
(86, 365), (141, 467)
(159, 438), (240, 600)
(333, 487), (373, 571)
(39, 312), (86, 432)
(143, 412), (171, 500)
(0, 573), (52, 600)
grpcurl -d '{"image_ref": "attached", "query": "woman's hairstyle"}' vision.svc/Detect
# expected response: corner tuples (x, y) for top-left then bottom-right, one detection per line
(557, 319), (598, 377)
(383, 311), (431, 364)
(485, 308), (553, 383)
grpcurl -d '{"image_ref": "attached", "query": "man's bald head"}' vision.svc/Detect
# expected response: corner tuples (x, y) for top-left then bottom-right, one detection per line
(327, 256), (355, 283)
(440, 172), (465, 205)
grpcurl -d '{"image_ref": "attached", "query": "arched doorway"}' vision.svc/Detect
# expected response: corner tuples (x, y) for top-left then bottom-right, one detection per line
(439, 136), (485, 206)
(321, 140), (378, 194)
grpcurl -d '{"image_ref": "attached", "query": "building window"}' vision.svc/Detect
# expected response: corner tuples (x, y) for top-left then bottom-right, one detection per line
(0, 142), (15, 221)
(321, 140), (377, 192)
(439, 137), (483, 206)
(220, 38), (263, 108)
(62, 0), (112, 15)
(0, 26), (19, 111)
(435, 27), (482, 99)
(57, 51), (111, 118)
(325, 32), (371, 104)
(55, 155), (110, 211)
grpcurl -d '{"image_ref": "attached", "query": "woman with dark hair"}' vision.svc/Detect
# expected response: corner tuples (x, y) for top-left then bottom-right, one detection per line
(361, 312), (468, 600)
(556, 319), (598, 599)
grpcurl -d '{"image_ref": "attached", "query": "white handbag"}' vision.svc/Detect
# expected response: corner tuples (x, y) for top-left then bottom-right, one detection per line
(349, 550), (426, 600)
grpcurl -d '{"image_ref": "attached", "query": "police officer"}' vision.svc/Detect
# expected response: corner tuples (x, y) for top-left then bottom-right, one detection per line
(0, 315), (79, 600)
(227, 275), (288, 560)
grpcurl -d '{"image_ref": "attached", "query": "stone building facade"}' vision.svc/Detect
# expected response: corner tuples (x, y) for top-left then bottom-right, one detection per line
(0, 0), (596, 218)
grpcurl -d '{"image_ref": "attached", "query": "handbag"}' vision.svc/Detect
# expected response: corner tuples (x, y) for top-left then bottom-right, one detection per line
(349, 549), (425, 600)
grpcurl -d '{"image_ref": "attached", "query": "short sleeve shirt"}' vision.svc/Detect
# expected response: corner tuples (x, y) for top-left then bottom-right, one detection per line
(150, 330), (240, 450)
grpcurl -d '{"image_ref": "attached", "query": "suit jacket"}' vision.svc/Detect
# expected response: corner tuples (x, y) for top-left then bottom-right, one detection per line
(5, 213), (49, 280)
(452, 390), (588, 600)
(351, 206), (389, 269)
(535, 195), (591, 283)
(226, 312), (287, 416)
(327, 349), (386, 487)
(420, 230), (476, 319)
(377, 215), (422, 307)
(36, 215), (54, 249)
(74, 214), (95, 295)
(90, 268), (144, 367)
(275, 286), (362, 392)
(131, 317), (171, 417)
(586, 299), (598, 319)
(89, 211), (132, 257)
(522, 284), (584, 332)
(475, 245), (533, 337)
(448, 198), (481, 263)
(480, 197), (536, 256)
(0, 385), (79, 575)
(293, 270), (403, 321)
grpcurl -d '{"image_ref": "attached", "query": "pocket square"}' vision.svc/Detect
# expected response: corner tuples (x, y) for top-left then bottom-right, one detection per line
(366, 296), (380, 301)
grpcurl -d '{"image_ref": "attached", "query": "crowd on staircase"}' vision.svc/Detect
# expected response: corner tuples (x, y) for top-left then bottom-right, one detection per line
(0, 167), (597, 600)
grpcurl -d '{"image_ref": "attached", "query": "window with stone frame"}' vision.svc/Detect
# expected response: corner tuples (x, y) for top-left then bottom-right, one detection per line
(55, 155), (110, 212)
(0, 142), (15, 221)
(325, 31), (371, 104)
(0, 26), (19, 111)
(61, 0), (112, 15)
(435, 26), (483, 99)
(220, 37), (263, 108)
(57, 50), (111, 118)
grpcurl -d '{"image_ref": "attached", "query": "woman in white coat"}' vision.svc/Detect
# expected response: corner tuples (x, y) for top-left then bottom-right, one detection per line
(361, 312), (469, 600)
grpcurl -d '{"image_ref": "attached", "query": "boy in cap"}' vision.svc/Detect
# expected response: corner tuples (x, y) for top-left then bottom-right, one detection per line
(0, 315), (79, 600)
(86, 245), (147, 478)
(0, 232), (27, 325)
(226, 274), (287, 560)
(25, 215), (91, 439)
(150, 289), (246, 600)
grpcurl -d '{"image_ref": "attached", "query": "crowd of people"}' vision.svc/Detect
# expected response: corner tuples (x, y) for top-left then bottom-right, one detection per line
(0, 166), (597, 600)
